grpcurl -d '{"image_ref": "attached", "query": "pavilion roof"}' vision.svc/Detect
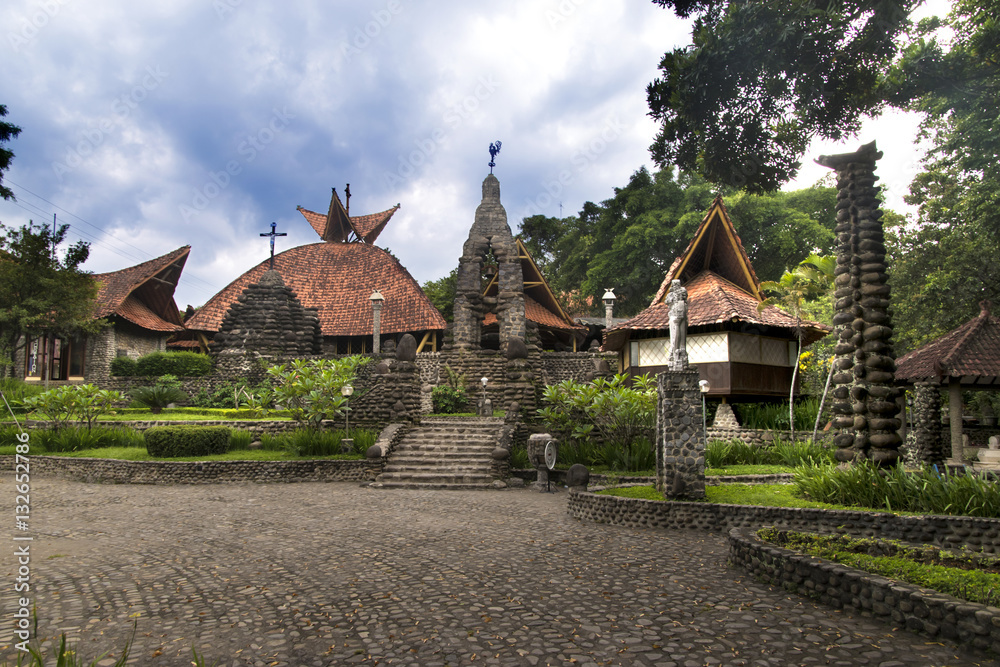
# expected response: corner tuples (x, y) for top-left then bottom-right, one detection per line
(297, 189), (399, 244)
(93, 246), (188, 332)
(896, 301), (1000, 385)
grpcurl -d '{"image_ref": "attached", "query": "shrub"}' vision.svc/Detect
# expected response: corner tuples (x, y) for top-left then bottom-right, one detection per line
(33, 425), (144, 452)
(538, 373), (656, 450)
(431, 386), (467, 414)
(229, 429), (253, 450)
(145, 426), (231, 457)
(135, 351), (212, 377)
(266, 357), (368, 427)
(734, 398), (820, 432)
(21, 384), (123, 429)
(0, 377), (46, 410)
(109, 356), (138, 376)
(509, 444), (530, 469)
(130, 385), (188, 413)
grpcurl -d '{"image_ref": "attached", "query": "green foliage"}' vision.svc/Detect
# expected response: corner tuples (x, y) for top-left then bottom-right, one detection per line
(134, 351), (212, 377)
(27, 425), (143, 453)
(108, 356), (138, 376)
(0, 104), (21, 202)
(144, 425), (231, 458)
(509, 444), (530, 469)
(421, 268), (457, 322)
(130, 384), (188, 413)
(191, 382), (241, 409)
(706, 437), (834, 469)
(647, 0), (923, 193)
(596, 485), (666, 501)
(21, 384), (123, 430)
(734, 398), (820, 432)
(794, 463), (1000, 517)
(0, 221), (102, 373)
(431, 386), (467, 414)
(0, 377), (46, 412)
(266, 357), (367, 428)
(229, 429), (253, 450)
(758, 529), (1000, 608)
(276, 427), (374, 457)
(539, 373), (656, 448)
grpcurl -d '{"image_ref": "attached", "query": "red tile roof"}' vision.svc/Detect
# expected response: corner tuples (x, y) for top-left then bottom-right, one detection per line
(185, 242), (445, 337)
(896, 302), (1000, 383)
(93, 246), (188, 332)
(297, 202), (400, 245)
(605, 271), (829, 350)
(483, 295), (584, 332)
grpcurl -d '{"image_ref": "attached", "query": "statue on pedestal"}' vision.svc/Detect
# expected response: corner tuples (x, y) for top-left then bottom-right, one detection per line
(666, 280), (689, 371)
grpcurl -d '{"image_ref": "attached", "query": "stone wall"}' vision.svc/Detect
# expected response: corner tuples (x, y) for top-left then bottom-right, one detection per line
(706, 427), (828, 445)
(83, 323), (168, 383)
(567, 491), (1000, 552)
(6, 455), (375, 484)
(538, 351), (618, 385)
(728, 528), (1000, 654)
(654, 370), (705, 498)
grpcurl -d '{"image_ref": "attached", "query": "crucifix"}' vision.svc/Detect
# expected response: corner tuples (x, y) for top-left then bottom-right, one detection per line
(260, 222), (287, 270)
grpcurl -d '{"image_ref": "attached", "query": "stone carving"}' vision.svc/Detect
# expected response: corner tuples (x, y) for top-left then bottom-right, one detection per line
(396, 334), (417, 362)
(666, 280), (689, 371)
(817, 141), (901, 465)
(452, 175), (525, 351)
(506, 336), (528, 360)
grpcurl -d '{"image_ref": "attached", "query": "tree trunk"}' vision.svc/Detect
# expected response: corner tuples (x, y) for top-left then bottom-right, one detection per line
(813, 358), (834, 444)
(789, 337), (801, 442)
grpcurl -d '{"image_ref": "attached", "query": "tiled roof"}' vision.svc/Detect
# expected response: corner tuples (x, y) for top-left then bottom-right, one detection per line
(484, 295), (584, 332)
(185, 242), (445, 337)
(93, 246), (188, 332)
(296, 203), (400, 245)
(605, 271), (829, 350)
(896, 302), (1000, 382)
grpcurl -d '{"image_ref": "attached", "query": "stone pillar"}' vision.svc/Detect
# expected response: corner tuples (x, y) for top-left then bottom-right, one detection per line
(817, 142), (901, 466)
(712, 402), (740, 429)
(912, 382), (944, 465)
(654, 371), (705, 499)
(948, 379), (964, 463)
(371, 294), (383, 355)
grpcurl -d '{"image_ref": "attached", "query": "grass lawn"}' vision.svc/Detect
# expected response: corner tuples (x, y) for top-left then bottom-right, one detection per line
(706, 464), (795, 476)
(598, 483), (886, 513)
(0, 445), (362, 462)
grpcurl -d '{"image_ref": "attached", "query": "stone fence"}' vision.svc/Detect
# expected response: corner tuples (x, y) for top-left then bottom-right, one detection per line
(728, 528), (1000, 654)
(567, 490), (1000, 552)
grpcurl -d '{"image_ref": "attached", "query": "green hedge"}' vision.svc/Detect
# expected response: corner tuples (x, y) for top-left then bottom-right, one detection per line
(133, 351), (212, 377)
(109, 356), (138, 376)
(144, 426), (231, 457)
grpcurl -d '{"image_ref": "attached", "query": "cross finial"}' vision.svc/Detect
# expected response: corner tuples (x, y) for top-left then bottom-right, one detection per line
(488, 141), (502, 173)
(260, 222), (287, 270)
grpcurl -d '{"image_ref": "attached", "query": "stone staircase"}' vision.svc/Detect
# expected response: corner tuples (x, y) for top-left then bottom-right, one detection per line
(378, 417), (502, 489)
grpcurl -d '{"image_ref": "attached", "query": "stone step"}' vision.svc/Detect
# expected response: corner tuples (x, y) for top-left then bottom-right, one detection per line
(378, 471), (495, 486)
(395, 442), (494, 452)
(377, 481), (498, 490)
(384, 460), (491, 472)
(390, 453), (492, 463)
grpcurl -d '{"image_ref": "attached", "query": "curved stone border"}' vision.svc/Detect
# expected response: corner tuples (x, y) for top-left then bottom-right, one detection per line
(728, 527), (1000, 654)
(1, 455), (377, 485)
(567, 490), (1000, 553)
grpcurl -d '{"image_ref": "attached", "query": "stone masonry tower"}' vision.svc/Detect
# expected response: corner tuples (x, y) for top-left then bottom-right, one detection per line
(452, 174), (525, 350)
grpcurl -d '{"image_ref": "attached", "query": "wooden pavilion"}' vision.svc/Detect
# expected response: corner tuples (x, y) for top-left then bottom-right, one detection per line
(604, 196), (829, 401)
(895, 301), (1000, 462)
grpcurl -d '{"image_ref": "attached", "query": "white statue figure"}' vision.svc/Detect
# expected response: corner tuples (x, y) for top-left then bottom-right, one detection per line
(666, 279), (689, 371)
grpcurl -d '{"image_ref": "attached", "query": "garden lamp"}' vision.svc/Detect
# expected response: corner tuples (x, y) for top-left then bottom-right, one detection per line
(602, 288), (616, 330)
(341, 384), (354, 437)
(699, 380), (710, 445)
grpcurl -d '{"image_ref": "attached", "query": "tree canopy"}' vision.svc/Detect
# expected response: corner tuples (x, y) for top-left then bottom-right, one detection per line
(0, 104), (21, 201)
(0, 222), (102, 373)
(646, 0), (938, 192)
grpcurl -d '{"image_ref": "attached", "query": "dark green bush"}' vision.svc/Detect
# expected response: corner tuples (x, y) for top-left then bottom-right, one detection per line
(144, 426), (231, 457)
(109, 356), (138, 376)
(130, 385), (188, 412)
(29, 426), (143, 452)
(135, 351), (212, 377)
(431, 386), (467, 414)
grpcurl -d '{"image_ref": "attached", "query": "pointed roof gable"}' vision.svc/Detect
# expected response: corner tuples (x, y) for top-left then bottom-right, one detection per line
(483, 238), (583, 332)
(296, 189), (400, 244)
(93, 246), (188, 332)
(653, 195), (761, 304)
(896, 302), (1000, 384)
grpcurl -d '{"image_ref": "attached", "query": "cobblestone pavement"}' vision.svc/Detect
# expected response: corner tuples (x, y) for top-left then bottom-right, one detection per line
(0, 478), (989, 667)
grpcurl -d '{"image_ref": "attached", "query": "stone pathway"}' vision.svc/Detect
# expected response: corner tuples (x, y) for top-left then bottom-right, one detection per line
(0, 478), (988, 667)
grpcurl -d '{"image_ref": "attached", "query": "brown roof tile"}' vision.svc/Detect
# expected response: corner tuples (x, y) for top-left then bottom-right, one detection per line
(605, 271), (829, 349)
(896, 302), (1000, 382)
(483, 295), (584, 332)
(186, 242), (445, 336)
(297, 203), (400, 245)
(93, 246), (188, 332)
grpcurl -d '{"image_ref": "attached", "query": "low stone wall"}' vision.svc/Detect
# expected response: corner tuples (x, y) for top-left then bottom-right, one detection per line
(567, 491), (1000, 552)
(5, 455), (376, 484)
(24, 419), (316, 436)
(728, 527), (1000, 654)
(707, 427), (827, 445)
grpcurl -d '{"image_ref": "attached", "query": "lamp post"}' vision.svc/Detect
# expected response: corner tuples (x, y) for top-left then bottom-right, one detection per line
(602, 288), (616, 331)
(370, 289), (384, 354)
(699, 380), (710, 445)
(341, 384), (354, 439)
(479, 376), (489, 417)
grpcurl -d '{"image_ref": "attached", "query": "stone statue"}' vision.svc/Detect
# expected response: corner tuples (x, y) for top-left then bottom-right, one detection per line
(666, 280), (689, 371)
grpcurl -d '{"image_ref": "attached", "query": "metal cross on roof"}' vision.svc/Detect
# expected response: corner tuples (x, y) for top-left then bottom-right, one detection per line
(260, 222), (287, 270)
(489, 141), (502, 173)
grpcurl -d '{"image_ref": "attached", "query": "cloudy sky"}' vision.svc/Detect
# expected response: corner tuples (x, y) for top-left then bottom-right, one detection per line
(0, 0), (947, 309)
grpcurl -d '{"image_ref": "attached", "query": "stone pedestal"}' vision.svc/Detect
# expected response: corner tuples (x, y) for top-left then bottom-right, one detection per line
(712, 402), (739, 430)
(527, 433), (557, 491)
(978, 436), (1000, 469)
(654, 371), (705, 499)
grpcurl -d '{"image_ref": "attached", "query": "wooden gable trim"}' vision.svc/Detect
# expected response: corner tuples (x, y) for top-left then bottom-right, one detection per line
(514, 238), (576, 327)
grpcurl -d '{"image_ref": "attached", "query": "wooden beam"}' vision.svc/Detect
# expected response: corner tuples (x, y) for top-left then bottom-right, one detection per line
(416, 330), (432, 354)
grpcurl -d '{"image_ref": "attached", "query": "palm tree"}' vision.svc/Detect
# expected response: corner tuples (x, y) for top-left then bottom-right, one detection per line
(757, 254), (834, 441)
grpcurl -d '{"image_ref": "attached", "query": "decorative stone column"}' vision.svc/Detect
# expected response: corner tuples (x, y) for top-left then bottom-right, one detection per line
(911, 383), (944, 465)
(370, 289), (384, 355)
(654, 371), (705, 499)
(817, 142), (901, 465)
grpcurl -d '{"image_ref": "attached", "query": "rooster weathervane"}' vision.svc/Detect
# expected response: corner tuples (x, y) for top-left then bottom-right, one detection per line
(489, 141), (502, 173)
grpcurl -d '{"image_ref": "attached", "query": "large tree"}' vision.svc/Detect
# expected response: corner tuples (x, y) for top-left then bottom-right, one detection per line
(0, 104), (21, 201)
(646, 0), (935, 193)
(0, 222), (103, 374)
